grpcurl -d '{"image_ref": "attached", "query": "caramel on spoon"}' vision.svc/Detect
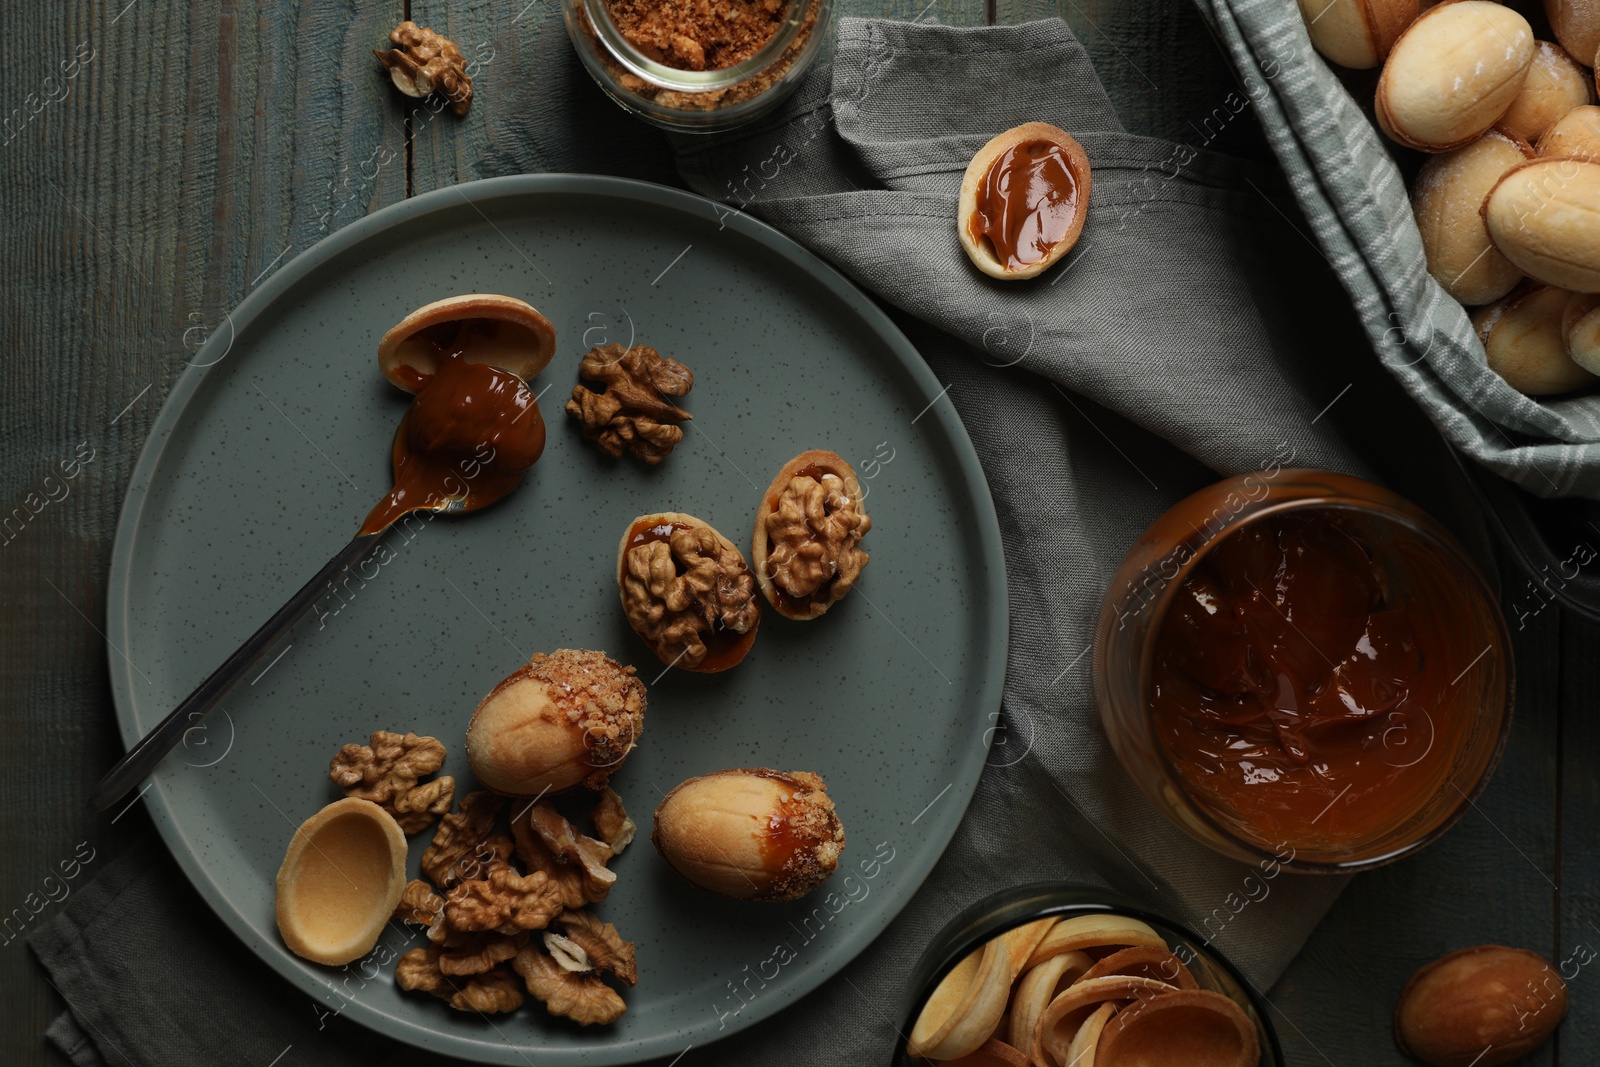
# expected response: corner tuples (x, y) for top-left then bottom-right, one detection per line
(89, 296), (553, 812)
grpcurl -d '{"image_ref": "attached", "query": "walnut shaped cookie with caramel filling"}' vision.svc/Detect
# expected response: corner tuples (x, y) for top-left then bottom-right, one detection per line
(752, 450), (871, 620)
(617, 512), (760, 671)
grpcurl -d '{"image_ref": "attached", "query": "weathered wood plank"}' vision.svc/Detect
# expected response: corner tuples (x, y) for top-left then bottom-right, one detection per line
(1268, 596), (1562, 1067)
(1559, 612), (1600, 1065)
(0, 1), (403, 1062)
(405, 0), (987, 197)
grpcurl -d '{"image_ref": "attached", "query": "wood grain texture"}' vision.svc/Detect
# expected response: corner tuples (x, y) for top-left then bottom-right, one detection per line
(1, 1), (1596, 1066)
(405, 0), (987, 198)
(1559, 613), (1600, 1063)
(0, 1), (402, 1063)
(1269, 593), (1563, 1067)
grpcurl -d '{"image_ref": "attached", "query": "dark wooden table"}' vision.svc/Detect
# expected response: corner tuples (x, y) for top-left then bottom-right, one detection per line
(2, 1), (1594, 1064)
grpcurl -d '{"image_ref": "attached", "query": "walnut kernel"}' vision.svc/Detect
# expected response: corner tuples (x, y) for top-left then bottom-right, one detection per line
(514, 944), (628, 1026)
(329, 730), (455, 834)
(421, 791), (506, 889)
(753, 449), (872, 620)
(566, 343), (693, 464)
(374, 21), (473, 115)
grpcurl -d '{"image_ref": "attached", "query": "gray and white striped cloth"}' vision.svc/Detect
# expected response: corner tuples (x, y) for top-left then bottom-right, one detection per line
(1199, 0), (1600, 499)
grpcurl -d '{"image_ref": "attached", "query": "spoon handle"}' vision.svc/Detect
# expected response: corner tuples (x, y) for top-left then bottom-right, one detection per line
(88, 531), (385, 813)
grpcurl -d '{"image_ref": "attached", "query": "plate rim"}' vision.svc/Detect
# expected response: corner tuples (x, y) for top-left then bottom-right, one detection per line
(105, 173), (1009, 1064)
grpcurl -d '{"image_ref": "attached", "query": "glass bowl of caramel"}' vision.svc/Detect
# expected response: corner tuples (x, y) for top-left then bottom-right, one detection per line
(894, 885), (1283, 1066)
(563, 0), (831, 132)
(1094, 469), (1512, 873)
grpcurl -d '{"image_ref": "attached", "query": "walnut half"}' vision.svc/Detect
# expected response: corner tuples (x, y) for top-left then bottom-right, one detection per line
(513, 944), (627, 1026)
(329, 730), (455, 834)
(566, 343), (693, 464)
(374, 21), (473, 116)
(616, 512), (760, 672)
(752, 450), (871, 620)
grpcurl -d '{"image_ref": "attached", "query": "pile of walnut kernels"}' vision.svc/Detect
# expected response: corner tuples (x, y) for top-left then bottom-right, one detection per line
(330, 730), (639, 1023)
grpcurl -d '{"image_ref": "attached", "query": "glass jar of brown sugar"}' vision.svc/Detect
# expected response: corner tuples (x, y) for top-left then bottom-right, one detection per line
(563, 0), (831, 132)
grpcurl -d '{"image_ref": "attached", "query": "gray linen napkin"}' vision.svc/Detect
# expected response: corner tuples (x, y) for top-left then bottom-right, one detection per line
(1195, 0), (1600, 499)
(35, 15), (1496, 1067)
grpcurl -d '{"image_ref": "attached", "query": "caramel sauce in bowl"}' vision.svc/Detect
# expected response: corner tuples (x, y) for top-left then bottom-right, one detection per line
(1093, 470), (1512, 872)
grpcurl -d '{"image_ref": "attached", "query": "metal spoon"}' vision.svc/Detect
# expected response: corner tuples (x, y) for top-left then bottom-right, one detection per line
(89, 365), (544, 813)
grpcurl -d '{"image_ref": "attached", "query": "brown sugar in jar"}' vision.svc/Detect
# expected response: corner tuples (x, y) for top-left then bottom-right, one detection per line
(564, 0), (829, 129)
(606, 0), (789, 71)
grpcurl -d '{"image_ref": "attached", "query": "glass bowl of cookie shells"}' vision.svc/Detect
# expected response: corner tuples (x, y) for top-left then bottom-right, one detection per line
(895, 884), (1282, 1067)
(562, 0), (831, 132)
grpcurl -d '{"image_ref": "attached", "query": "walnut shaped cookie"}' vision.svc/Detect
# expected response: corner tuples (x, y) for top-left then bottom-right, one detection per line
(617, 512), (760, 672)
(566, 343), (694, 464)
(752, 450), (871, 620)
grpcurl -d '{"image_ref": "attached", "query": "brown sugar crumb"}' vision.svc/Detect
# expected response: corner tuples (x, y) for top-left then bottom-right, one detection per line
(605, 0), (788, 71)
(525, 649), (646, 776)
(768, 771), (845, 900)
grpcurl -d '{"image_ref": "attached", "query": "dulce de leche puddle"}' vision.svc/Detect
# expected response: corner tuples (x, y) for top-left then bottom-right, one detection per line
(1147, 508), (1499, 857)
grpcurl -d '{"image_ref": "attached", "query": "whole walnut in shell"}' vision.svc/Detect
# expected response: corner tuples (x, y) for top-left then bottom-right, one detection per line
(617, 512), (761, 672)
(752, 449), (872, 620)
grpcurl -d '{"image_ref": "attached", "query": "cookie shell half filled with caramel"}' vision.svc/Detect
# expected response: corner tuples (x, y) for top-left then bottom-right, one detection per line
(751, 449), (871, 620)
(958, 122), (1092, 281)
(616, 512), (761, 672)
(377, 293), (557, 390)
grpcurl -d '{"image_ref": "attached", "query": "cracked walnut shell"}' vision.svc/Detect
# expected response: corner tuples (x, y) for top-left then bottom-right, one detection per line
(467, 649), (646, 798)
(514, 944), (628, 1026)
(374, 21), (473, 116)
(329, 730), (455, 834)
(618, 512), (760, 672)
(566, 343), (693, 464)
(752, 449), (871, 620)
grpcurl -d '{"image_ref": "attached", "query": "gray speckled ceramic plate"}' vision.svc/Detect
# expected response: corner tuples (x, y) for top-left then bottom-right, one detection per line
(105, 175), (1006, 1065)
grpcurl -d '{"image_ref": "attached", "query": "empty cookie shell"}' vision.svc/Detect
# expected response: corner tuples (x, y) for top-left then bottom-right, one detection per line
(1094, 988), (1259, 1067)
(959, 122), (1091, 280)
(275, 798), (407, 966)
